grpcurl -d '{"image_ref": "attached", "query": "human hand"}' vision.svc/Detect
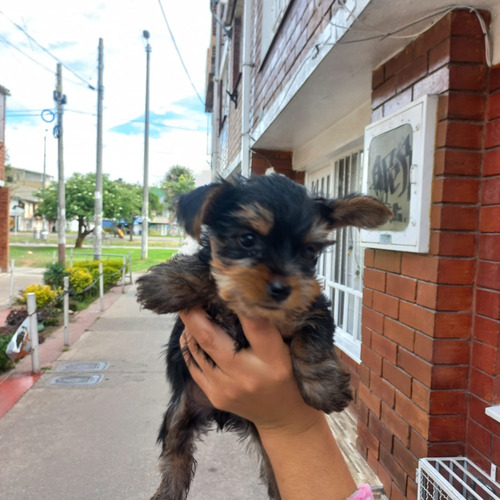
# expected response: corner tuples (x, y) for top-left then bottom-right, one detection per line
(179, 308), (322, 434)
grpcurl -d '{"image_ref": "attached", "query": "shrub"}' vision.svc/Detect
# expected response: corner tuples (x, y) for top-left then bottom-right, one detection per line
(66, 267), (94, 294)
(43, 262), (67, 289)
(0, 333), (15, 373)
(20, 284), (62, 309)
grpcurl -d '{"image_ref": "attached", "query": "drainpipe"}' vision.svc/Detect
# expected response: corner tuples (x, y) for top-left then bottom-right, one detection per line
(240, 0), (252, 178)
(211, 2), (222, 180)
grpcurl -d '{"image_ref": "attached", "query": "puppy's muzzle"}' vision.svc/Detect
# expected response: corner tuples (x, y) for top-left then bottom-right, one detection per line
(267, 278), (291, 302)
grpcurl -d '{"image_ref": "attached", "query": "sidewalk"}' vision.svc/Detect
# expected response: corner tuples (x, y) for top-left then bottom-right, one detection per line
(0, 280), (268, 499)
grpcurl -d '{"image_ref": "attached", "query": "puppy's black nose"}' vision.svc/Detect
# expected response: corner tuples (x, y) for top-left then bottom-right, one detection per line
(267, 280), (291, 302)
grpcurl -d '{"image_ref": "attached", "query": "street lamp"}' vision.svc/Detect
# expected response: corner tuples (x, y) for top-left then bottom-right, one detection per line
(141, 30), (151, 259)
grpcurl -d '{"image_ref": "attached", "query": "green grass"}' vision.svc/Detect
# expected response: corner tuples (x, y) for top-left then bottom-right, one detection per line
(9, 245), (177, 272)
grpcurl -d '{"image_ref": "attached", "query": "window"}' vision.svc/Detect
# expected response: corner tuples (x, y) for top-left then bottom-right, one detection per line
(308, 149), (364, 362)
(261, 0), (292, 59)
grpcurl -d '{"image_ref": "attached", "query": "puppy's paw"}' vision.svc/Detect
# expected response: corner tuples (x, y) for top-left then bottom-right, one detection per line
(292, 355), (352, 413)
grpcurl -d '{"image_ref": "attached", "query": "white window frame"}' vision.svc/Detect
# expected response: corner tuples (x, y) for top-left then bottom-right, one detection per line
(307, 148), (365, 362)
(261, 0), (292, 59)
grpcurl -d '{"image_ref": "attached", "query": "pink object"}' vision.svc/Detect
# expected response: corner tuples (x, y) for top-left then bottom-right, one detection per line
(347, 483), (374, 500)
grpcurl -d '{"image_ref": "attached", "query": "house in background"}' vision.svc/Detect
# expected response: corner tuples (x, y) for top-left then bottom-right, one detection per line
(206, 1), (500, 498)
(0, 85), (10, 272)
(6, 166), (54, 234)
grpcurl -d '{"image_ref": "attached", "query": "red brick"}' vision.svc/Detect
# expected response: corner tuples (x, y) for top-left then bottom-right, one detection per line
(397, 348), (432, 387)
(451, 9), (491, 38)
(413, 66), (450, 101)
(373, 249), (401, 273)
(414, 332), (433, 362)
(385, 45), (414, 78)
(386, 274), (416, 302)
(431, 365), (469, 390)
(395, 391), (430, 438)
(358, 420), (380, 458)
(484, 149), (500, 176)
(433, 232), (477, 257)
(429, 415), (466, 442)
(364, 268), (386, 292)
(362, 306), (384, 334)
(485, 120), (500, 149)
(435, 121), (483, 150)
(393, 437), (419, 477)
(479, 235), (500, 261)
(434, 312), (472, 338)
(380, 446), (407, 492)
(488, 91), (500, 121)
(428, 441), (465, 457)
(490, 66), (500, 92)
(482, 175), (500, 204)
(449, 64), (487, 92)
(438, 91), (486, 121)
(412, 380), (431, 412)
(395, 56), (427, 93)
(434, 149), (482, 176)
(436, 286), (473, 311)
(431, 205), (479, 231)
(383, 360), (412, 397)
(473, 315), (500, 346)
(477, 261), (500, 290)
(480, 206), (500, 232)
(468, 419), (493, 457)
(370, 374), (395, 409)
(433, 339), (470, 364)
(372, 332), (398, 364)
(381, 402), (410, 446)
(433, 178), (480, 203)
(361, 344), (383, 376)
(414, 14), (451, 58)
(470, 368), (495, 400)
(430, 390), (467, 415)
(409, 427), (428, 458)
(364, 248), (375, 267)
(372, 65), (385, 90)
(358, 381), (382, 418)
(437, 258), (475, 285)
(399, 301), (436, 336)
(372, 291), (399, 319)
(368, 411), (393, 450)
(401, 254), (439, 282)
(372, 76), (397, 109)
(417, 282), (438, 309)
(469, 395), (500, 433)
(384, 317), (414, 351)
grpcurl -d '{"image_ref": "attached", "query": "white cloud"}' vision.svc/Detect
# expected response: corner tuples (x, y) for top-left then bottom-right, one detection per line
(0, 0), (212, 186)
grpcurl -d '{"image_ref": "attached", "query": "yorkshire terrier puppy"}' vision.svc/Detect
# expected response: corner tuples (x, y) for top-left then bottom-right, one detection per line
(136, 174), (392, 500)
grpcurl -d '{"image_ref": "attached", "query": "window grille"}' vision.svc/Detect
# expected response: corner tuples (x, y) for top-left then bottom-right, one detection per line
(308, 149), (364, 361)
(417, 458), (500, 500)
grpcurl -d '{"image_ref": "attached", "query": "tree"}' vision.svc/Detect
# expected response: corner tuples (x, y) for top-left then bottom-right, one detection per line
(161, 166), (196, 214)
(36, 173), (161, 247)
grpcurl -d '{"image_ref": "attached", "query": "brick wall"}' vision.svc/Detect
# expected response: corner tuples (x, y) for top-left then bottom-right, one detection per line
(251, 0), (335, 130)
(251, 148), (304, 184)
(357, 10), (499, 499)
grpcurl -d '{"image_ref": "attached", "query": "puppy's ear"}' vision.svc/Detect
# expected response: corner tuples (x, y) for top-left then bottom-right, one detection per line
(177, 183), (223, 241)
(318, 194), (392, 230)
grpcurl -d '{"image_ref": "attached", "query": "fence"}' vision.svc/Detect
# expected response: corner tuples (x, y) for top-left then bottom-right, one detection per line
(6, 258), (132, 374)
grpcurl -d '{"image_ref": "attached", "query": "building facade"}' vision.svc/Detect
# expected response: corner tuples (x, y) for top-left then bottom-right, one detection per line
(206, 1), (500, 498)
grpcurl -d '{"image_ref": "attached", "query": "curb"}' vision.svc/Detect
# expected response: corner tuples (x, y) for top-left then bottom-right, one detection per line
(0, 285), (129, 419)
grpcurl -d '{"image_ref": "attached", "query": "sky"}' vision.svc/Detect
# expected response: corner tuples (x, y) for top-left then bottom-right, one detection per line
(0, 0), (212, 187)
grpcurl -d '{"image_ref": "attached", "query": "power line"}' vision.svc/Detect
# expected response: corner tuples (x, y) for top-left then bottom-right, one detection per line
(0, 9), (96, 90)
(157, 0), (205, 107)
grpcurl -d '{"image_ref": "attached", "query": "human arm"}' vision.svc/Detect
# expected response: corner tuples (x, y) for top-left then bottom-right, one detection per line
(178, 308), (357, 500)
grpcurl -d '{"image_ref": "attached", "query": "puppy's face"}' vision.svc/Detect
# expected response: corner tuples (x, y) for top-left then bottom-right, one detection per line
(178, 175), (392, 325)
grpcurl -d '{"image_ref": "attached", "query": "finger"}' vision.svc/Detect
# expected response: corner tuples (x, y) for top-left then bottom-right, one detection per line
(239, 315), (287, 357)
(179, 309), (235, 366)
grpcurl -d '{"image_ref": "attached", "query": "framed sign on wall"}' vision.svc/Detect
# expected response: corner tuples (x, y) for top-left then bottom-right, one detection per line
(361, 94), (438, 253)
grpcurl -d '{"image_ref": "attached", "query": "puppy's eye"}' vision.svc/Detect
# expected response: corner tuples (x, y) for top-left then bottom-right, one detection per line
(303, 245), (319, 263)
(239, 233), (256, 249)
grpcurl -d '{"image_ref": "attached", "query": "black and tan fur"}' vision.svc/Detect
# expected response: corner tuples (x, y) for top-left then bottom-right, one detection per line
(136, 174), (392, 499)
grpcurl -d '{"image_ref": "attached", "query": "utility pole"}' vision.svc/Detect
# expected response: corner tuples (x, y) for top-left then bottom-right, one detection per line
(141, 30), (151, 260)
(54, 63), (66, 265)
(94, 38), (104, 261)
